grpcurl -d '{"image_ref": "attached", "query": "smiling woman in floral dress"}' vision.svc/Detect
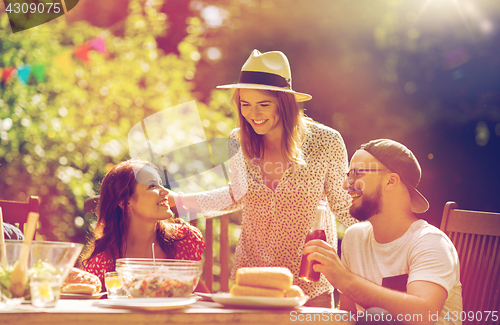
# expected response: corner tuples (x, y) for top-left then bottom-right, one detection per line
(81, 158), (207, 292)
(168, 50), (358, 307)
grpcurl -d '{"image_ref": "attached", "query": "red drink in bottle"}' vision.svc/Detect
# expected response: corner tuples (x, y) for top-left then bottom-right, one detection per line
(299, 201), (328, 282)
(299, 229), (327, 282)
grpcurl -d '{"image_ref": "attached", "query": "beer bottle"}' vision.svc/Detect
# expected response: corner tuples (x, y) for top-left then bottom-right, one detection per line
(299, 200), (327, 282)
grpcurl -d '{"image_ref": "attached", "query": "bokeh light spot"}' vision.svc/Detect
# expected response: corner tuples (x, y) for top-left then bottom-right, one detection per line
(475, 121), (490, 146)
(201, 5), (223, 27)
(407, 28), (419, 39)
(404, 82), (417, 94)
(2, 118), (13, 131)
(100, 87), (109, 96)
(190, 51), (201, 61)
(58, 107), (68, 117)
(58, 222), (68, 232)
(78, 79), (88, 88)
(75, 69), (84, 78)
(207, 47), (221, 61)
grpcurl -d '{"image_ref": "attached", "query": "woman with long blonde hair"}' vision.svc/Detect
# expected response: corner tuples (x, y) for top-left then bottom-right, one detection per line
(170, 50), (357, 307)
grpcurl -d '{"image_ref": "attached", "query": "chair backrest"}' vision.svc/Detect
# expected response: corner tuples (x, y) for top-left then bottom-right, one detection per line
(440, 201), (500, 325)
(0, 196), (40, 239)
(188, 212), (230, 293)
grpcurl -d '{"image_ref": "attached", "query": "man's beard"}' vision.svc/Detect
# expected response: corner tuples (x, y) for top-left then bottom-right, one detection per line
(349, 183), (382, 221)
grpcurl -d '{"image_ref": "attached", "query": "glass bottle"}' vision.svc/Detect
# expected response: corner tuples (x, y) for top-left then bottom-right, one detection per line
(299, 200), (327, 282)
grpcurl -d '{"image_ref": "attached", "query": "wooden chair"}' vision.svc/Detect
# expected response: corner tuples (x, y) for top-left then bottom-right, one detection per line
(440, 201), (500, 325)
(0, 196), (40, 239)
(186, 211), (230, 293)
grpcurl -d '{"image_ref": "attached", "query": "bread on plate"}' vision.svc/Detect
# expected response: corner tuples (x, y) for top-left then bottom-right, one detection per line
(61, 267), (102, 295)
(231, 267), (303, 298)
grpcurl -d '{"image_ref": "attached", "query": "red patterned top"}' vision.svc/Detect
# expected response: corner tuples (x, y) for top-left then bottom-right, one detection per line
(84, 223), (205, 291)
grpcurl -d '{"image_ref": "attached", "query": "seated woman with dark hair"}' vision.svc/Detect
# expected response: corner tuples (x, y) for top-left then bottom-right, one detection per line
(80, 158), (208, 292)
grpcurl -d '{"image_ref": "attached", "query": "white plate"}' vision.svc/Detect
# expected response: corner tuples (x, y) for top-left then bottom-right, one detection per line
(94, 297), (197, 311)
(61, 292), (107, 300)
(211, 292), (309, 309)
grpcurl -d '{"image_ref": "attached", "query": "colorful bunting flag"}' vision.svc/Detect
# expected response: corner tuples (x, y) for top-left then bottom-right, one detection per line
(73, 44), (91, 64)
(2, 67), (17, 84)
(1, 35), (109, 88)
(17, 65), (32, 84)
(89, 37), (107, 55)
(31, 64), (47, 83)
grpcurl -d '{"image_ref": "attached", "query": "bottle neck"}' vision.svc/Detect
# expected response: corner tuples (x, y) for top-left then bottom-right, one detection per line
(311, 207), (326, 231)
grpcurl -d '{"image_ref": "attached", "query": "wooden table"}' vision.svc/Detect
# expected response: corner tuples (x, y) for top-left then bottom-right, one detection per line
(0, 298), (355, 325)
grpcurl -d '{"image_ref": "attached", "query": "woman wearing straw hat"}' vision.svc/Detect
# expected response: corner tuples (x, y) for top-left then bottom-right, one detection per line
(169, 49), (357, 307)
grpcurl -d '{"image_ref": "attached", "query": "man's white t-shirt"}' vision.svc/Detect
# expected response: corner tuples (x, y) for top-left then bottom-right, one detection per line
(341, 219), (462, 325)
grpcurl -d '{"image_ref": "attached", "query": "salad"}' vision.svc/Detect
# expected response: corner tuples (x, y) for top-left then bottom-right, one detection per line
(121, 272), (198, 298)
(0, 260), (61, 300)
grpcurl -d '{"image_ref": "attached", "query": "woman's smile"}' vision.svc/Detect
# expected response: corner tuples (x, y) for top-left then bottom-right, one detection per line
(158, 199), (170, 207)
(252, 119), (268, 126)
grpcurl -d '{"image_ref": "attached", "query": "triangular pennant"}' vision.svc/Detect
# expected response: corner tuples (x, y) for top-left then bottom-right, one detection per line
(32, 64), (47, 83)
(2, 67), (17, 83)
(64, 0), (80, 11)
(17, 65), (32, 84)
(53, 51), (73, 77)
(89, 37), (107, 55)
(73, 44), (91, 64)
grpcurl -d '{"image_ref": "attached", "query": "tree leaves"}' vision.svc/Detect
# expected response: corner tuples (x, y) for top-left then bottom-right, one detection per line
(0, 0), (236, 242)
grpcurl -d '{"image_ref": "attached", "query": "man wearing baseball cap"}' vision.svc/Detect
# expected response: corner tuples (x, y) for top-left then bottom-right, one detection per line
(304, 139), (462, 324)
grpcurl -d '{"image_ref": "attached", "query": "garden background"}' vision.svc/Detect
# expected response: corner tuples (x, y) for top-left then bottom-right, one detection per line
(1, 0), (499, 291)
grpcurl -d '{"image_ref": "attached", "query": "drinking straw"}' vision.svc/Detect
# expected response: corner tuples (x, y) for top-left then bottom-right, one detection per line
(152, 243), (156, 270)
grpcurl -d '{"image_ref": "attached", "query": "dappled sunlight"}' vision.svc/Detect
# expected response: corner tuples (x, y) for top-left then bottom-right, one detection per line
(0, 0), (499, 243)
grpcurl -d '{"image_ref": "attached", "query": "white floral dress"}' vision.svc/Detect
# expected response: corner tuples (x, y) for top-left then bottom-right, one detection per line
(196, 121), (357, 298)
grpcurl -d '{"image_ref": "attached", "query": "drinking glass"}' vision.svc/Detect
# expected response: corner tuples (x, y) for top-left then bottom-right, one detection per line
(30, 273), (62, 307)
(104, 271), (129, 299)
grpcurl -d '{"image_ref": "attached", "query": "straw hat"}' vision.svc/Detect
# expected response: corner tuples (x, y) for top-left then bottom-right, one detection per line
(216, 49), (312, 102)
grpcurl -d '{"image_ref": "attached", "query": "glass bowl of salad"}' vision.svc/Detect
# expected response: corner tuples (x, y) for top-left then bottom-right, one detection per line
(115, 258), (202, 298)
(0, 240), (83, 305)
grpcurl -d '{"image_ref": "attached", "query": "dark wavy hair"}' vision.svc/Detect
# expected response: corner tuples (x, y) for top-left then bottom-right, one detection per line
(81, 159), (188, 268)
(232, 89), (310, 165)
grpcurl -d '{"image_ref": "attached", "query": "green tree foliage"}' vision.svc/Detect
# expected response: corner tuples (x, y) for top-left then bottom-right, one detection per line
(0, 0), (236, 243)
(3, 0), (499, 290)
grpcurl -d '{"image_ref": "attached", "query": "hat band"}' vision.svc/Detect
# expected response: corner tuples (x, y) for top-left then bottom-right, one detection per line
(238, 71), (291, 88)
